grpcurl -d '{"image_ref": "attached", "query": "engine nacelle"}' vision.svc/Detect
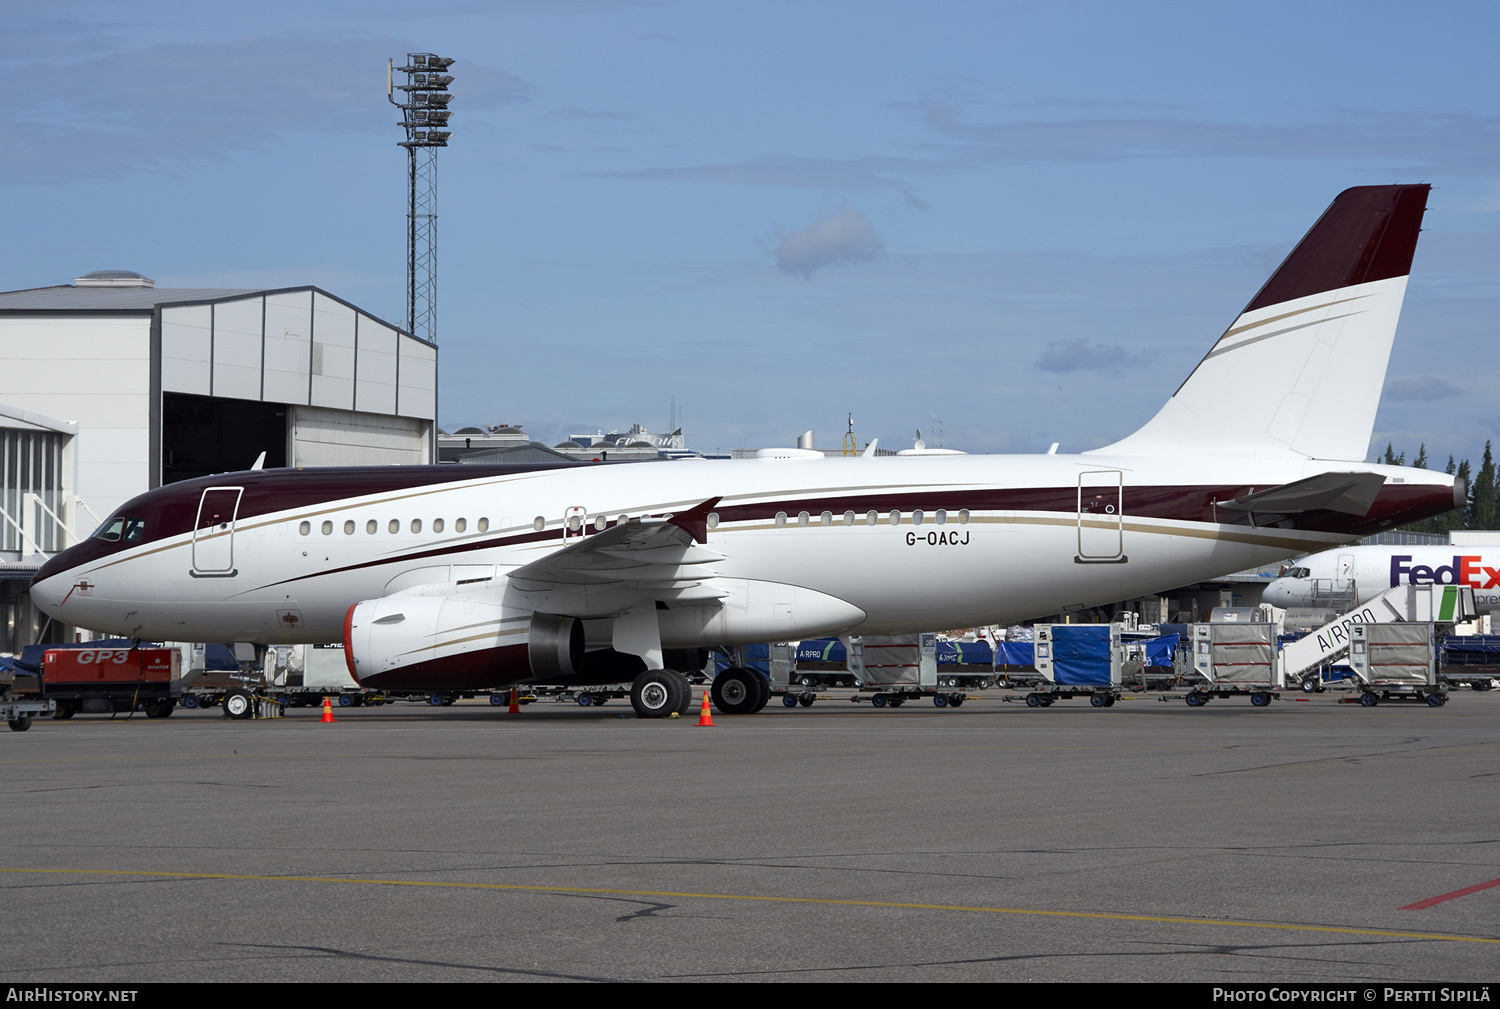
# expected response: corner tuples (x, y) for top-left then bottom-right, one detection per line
(343, 594), (545, 691)
(527, 612), (584, 680)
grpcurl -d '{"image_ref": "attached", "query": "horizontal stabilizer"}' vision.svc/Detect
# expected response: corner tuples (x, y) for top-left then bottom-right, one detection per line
(1217, 471), (1386, 516)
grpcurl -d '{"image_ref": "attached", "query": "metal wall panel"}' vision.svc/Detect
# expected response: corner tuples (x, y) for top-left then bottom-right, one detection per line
(159, 304), (211, 396)
(354, 318), (398, 415)
(397, 336), (437, 420)
(262, 291), (312, 405)
(211, 296), (264, 400)
(310, 293), (356, 410)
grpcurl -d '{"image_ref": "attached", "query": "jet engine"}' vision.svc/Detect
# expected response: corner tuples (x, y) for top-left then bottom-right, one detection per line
(343, 594), (582, 691)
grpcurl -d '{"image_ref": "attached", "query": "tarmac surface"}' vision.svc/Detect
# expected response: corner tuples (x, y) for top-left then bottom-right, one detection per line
(2, 687), (1498, 983)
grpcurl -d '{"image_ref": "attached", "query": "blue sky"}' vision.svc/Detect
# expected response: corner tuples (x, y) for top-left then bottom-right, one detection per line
(5, 1), (1498, 462)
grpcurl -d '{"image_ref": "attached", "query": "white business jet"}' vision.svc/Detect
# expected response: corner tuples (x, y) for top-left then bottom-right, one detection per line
(31, 185), (1464, 718)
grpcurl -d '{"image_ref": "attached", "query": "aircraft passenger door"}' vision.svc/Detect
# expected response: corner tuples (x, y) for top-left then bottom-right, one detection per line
(1336, 554), (1356, 589)
(1077, 471), (1126, 563)
(192, 487), (243, 575)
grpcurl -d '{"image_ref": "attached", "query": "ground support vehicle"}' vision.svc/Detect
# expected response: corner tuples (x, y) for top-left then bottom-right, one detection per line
(1346, 622), (1446, 707)
(791, 639), (861, 689)
(1183, 621), (1281, 708)
(42, 646), (184, 720)
(1439, 635), (1500, 691)
(1014, 624), (1125, 708)
(1, 667), (51, 731)
(843, 634), (970, 709)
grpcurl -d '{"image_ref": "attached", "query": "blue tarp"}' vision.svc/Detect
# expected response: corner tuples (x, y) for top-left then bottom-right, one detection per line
(714, 644), (770, 675)
(1146, 633), (1180, 667)
(936, 640), (993, 665)
(1051, 625), (1113, 685)
(994, 641), (1036, 666)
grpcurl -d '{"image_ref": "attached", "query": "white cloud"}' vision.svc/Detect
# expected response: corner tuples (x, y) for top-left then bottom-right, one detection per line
(772, 206), (884, 279)
(1036, 339), (1154, 373)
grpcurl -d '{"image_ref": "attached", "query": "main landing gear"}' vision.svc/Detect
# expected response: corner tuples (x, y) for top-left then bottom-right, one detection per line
(629, 669), (699, 719)
(709, 666), (770, 716)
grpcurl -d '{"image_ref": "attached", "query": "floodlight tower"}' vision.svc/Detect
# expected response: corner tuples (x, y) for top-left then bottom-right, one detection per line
(388, 53), (455, 345)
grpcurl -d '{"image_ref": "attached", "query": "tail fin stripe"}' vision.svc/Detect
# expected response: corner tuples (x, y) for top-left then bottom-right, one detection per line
(1203, 311), (1364, 363)
(1222, 293), (1370, 340)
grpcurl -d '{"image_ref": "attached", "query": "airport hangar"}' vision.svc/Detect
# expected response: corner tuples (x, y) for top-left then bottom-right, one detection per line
(0, 270), (438, 652)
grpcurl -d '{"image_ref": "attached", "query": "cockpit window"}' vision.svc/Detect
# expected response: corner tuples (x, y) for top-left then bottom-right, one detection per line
(92, 516), (146, 543)
(1287, 567), (1310, 578)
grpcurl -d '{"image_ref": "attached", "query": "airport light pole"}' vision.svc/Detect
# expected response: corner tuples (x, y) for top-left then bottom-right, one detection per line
(388, 54), (455, 346)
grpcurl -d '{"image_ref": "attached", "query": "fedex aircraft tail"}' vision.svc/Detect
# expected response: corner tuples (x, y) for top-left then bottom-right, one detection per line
(1101, 184), (1430, 461)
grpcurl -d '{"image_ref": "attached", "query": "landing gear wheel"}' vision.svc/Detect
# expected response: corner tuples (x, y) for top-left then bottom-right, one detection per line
(223, 689), (254, 720)
(949, 693), (965, 708)
(710, 667), (760, 715)
(630, 670), (684, 719)
(667, 671), (695, 715)
(1090, 692), (1108, 708)
(1025, 692), (1042, 708)
(798, 693), (815, 707)
(1251, 692), (1272, 708)
(933, 694), (948, 708)
(8, 715), (31, 732)
(1359, 691), (1379, 707)
(749, 673), (771, 713)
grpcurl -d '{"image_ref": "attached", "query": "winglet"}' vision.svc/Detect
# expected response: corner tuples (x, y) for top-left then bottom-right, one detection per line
(667, 497), (722, 544)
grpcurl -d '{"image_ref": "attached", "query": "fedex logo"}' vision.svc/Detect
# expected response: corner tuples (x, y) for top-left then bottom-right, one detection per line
(1391, 555), (1500, 589)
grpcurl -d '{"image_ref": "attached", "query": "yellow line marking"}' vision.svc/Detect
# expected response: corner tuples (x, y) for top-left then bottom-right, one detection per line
(3, 869), (1495, 945)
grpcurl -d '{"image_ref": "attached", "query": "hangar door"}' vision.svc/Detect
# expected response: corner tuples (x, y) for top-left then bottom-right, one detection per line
(288, 405), (430, 467)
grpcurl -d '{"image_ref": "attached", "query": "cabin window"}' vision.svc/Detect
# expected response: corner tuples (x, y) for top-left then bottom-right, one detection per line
(367, 520), (377, 534)
(595, 514), (608, 531)
(344, 520), (355, 535)
(797, 511), (810, 527)
(433, 518), (445, 534)
(958, 509), (970, 524)
(299, 521), (311, 536)
(866, 510), (878, 526)
(843, 510), (855, 526)
(912, 509), (924, 527)
(321, 521), (333, 535)
(775, 512), (787, 527)
(706, 512), (719, 529)
(566, 515), (581, 532)
(455, 518), (467, 533)
(388, 519), (400, 534)
(533, 516), (545, 532)
(411, 519), (422, 534)
(935, 509), (947, 525)
(478, 517), (489, 532)
(888, 510), (901, 526)
(820, 511), (832, 526)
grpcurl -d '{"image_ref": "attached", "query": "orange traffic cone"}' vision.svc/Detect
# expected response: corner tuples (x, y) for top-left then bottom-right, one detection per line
(320, 697), (337, 723)
(696, 689), (714, 727)
(508, 688), (520, 714)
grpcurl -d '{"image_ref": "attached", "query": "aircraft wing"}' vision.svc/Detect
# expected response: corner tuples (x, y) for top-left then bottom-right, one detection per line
(507, 497), (726, 612)
(1217, 472), (1387, 516)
